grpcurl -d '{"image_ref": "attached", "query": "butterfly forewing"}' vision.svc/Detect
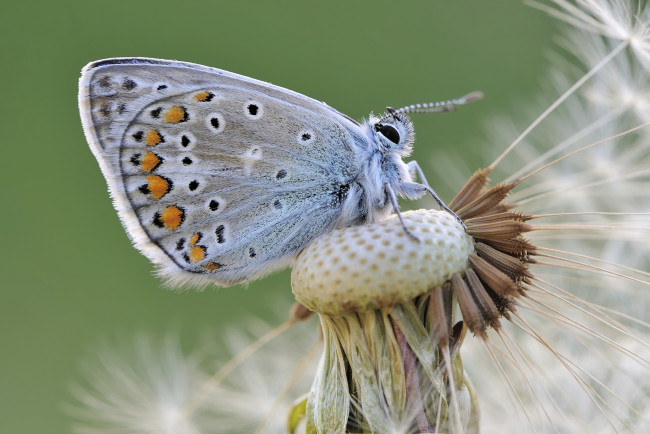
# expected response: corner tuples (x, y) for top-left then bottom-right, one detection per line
(80, 58), (367, 286)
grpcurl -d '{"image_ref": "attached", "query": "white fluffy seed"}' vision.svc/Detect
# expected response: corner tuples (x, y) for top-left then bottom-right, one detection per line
(291, 209), (475, 316)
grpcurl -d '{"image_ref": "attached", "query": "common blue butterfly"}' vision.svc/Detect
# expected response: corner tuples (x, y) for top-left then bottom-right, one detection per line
(79, 58), (480, 287)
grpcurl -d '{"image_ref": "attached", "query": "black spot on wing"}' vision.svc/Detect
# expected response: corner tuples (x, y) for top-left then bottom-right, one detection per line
(215, 225), (225, 243)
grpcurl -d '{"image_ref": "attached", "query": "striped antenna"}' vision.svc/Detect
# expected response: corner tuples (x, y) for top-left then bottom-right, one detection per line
(379, 91), (484, 122)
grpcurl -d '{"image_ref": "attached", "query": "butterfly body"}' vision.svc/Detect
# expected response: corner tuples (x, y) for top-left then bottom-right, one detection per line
(79, 58), (427, 287)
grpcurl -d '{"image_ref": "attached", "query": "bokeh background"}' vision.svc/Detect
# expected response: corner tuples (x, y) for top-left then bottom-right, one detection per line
(1, 1), (555, 432)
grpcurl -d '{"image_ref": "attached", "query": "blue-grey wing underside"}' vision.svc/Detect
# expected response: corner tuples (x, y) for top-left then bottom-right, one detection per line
(79, 58), (369, 286)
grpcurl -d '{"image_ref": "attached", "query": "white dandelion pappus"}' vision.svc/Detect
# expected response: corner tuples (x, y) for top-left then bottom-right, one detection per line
(452, 1), (650, 432)
(69, 324), (321, 434)
(78, 58), (480, 287)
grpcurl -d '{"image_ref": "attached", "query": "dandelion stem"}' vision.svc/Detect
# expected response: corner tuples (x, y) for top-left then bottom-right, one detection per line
(391, 320), (434, 433)
(441, 343), (463, 433)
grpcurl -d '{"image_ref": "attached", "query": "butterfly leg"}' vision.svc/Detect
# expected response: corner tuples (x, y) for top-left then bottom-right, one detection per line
(406, 161), (466, 229)
(407, 160), (431, 187)
(385, 182), (420, 242)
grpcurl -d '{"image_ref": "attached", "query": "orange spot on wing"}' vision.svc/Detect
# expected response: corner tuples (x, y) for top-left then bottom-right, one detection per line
(164, 106), (187, 123)
(189, 245), (206, 263)
(203, 262), (221, 271)
(194, 91), (211, 102)
(141, 152), (161, 173)
(189, 233), (200, 246)
(160, 206), (184, 230)
(145, 129), (162, 146)
(146, 175), (170, 199)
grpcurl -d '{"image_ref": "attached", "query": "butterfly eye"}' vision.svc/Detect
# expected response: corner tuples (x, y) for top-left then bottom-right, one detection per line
(375, 123), (400, 144)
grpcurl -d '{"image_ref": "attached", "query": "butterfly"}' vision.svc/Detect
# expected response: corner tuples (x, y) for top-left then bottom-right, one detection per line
(79, 57), (480, 287)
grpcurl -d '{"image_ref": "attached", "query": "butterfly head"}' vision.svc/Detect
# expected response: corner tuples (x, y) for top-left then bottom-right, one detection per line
(369, 108), (415, 157)
(368, 92), (484, 157)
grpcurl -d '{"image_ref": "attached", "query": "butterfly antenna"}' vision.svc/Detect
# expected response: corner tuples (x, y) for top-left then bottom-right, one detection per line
(380, 91), (484, 122)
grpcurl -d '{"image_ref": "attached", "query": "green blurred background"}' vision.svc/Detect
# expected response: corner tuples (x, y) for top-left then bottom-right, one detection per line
(1, 1), (555, 432)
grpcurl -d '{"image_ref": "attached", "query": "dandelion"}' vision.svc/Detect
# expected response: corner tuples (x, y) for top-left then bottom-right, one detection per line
(292, 210), (477, 432)
(69, 321), (320, 434)
(291, 0), (650, 431)
(72, 0), (650, 432)
(69, 336), (208, 434)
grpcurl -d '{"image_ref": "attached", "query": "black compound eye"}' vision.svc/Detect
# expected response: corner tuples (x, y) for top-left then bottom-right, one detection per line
(375, 123), (400, 144)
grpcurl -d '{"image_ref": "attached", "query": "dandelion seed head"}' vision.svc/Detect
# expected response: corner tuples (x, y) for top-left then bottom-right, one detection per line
(449, 2), (650, 431)
(291, 209), (473, 315)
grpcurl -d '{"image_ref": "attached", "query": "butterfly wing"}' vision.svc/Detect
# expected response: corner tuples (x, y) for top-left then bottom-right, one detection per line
(79, 58), (369, 287)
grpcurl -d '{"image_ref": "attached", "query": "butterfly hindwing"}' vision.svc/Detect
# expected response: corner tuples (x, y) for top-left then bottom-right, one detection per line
(79, 58), (369, 286)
